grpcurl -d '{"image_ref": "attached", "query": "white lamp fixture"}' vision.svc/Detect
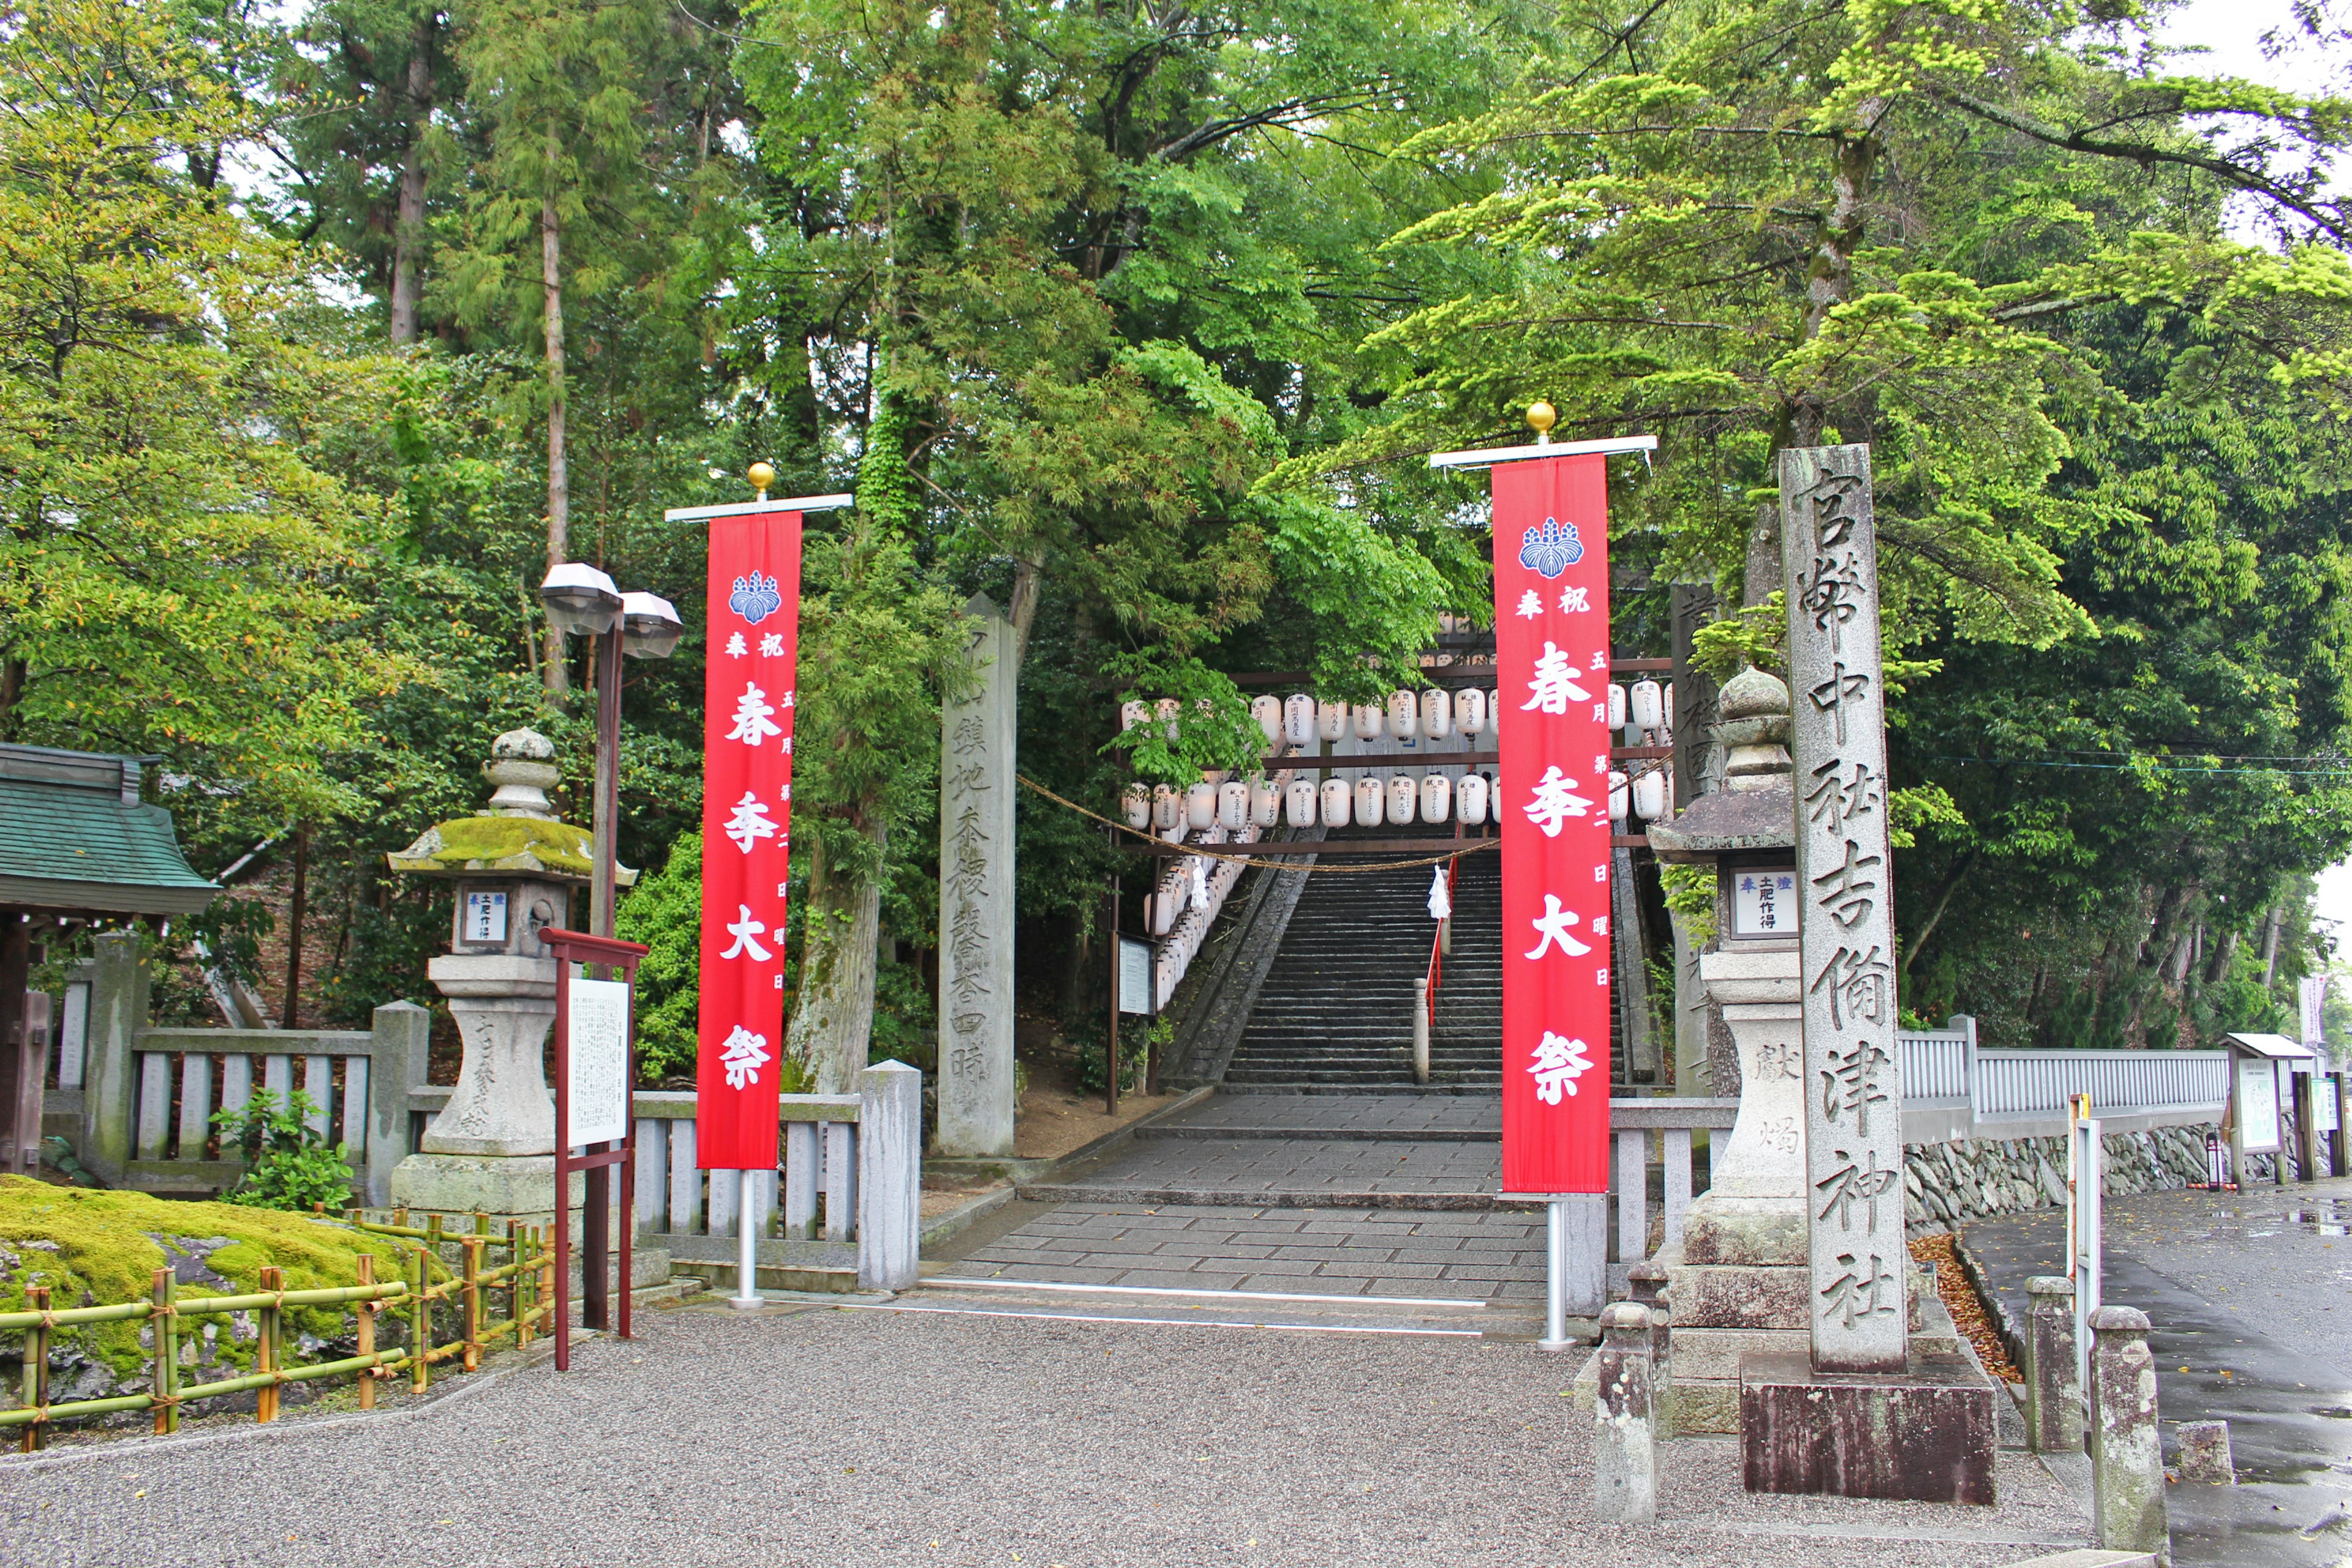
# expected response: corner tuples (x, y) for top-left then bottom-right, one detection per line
(1157, 699), (1182, 743)
(1123, 785), (1151, 830)
(1286, 777), (1317, 827)
(619, 592), (683, 659)
(1318, 698), (1349, 742)
(1186, 782), (1217, 831)
(1121, 699), (1150, 733)
(1608, 771), (1630, 824)
(539, 562), (624, 636)
(1355, 775), (1386, 826)
(1152, 785), (1180, 832)
(1353, 703), (1383, 742)
(1251, 776), (1281, 827)
(1607, 683), (1629, 731)
(1633, 767), (1667, 821)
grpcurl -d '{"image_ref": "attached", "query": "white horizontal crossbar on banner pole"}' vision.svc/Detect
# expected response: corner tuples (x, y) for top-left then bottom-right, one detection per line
(1427, 434), (1656, 470)
(663, 492), (855, 521)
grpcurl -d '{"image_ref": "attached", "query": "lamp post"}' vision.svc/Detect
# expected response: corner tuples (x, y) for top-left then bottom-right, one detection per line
(537, 561), (679, 1332)
(538, 564), (682, 937)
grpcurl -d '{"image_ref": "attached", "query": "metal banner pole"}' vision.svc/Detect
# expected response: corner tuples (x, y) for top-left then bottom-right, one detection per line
(731, 1192), (760, 1308)
(2070, 1093), (2102, 1390)
(552, 957), (573, 1372)
(1540, 1200), (1570, 1351)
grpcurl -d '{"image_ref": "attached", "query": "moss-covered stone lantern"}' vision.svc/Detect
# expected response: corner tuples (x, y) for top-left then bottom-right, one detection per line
(383, 728), (634, 1222)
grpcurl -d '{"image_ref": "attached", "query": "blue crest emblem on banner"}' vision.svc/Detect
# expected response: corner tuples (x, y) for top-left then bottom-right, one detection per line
(729, 571), (783, 625)
(1518, 518), (1583, 579)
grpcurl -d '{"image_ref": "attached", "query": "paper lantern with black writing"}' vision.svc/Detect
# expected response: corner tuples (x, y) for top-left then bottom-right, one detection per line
(1318, 698), (1348, 742)
(1152, 784), (1180, 831)
(1320, 776), (1352, 827)
(1419, 774), (1452, 824)
(1386, 774), (1417, 823)
(1250, 775), (1281, 827)
(1156, 698), (1182, 742)
(1250, 695), (1282, 748)
(1121, 699), (1149, 734)
(1284, 693), (1316, 747)
(1123, 785), (1150, 829)
(1632, 767), (1667, 821)
(1420, 688), (1450, 739)
(1287, 777), (1317, 827)
(1217, 779), (1250, 830)
(1608, 771), (1629, 824)
(1454, 687), (1488, 735)
(1387, 690), (1419, 740)
(1630, 679), (1664, 731)
(1186, 781), (1216, 829)
(1457, 772), (1489, 825)
(1355, 775), (1386, 826)
(1353, 702), (1383, 741)
(1607, 683), (1627, 731)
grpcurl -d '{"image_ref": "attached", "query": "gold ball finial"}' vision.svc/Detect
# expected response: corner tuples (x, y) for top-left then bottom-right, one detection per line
(1525, 401), (1558, 435)
(746, 461), (777, 494)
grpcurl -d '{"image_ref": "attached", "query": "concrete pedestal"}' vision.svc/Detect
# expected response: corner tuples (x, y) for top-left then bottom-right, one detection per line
(1738, 1349), (1997, 1503)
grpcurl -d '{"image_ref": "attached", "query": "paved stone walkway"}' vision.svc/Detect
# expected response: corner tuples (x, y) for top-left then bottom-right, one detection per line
(1161, 1094), (1500, 1138)
(942, 1201), (1547, 1301)
(1960, 1176), (2352, 1567)
(1, 1298), (2094, 1567)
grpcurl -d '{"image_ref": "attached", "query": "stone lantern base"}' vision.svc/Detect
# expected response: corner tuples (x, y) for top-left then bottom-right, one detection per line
(388, 1152), (585, 1227)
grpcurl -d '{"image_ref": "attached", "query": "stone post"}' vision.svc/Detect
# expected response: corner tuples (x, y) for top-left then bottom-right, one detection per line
(78, 931), (148, 1185)
(1781, 443), (1905, 1375)
(936, 595), (1017, 1158)
(857, 1060), (922, 1292)
(2025, 1274), (2083, 1451)
(2088, 1305), (2169, 1561)
(365, 1001), (431, 1207)
(1593, 1303), (1658, 1525)
(2175, 1420), (2233, 1485)
(2026, 1275), (2085, 1455)
(1627, 1259), (1673, 1438)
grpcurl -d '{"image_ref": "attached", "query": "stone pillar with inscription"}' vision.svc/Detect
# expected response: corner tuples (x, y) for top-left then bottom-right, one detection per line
(935, 595), (1017, 1158)
(1736, 445), (1995, 1505)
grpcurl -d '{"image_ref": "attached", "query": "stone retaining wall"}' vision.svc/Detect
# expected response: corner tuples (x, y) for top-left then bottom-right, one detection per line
(1903, 1124), (2315, 1235)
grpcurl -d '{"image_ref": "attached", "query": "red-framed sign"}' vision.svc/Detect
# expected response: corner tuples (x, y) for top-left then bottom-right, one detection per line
(546, 927), (650, 1370)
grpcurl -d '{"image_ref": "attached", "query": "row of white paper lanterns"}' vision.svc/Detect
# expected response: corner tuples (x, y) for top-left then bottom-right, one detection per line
(1121, 683), (1670, 749)
(1122, 766), (1672, 832)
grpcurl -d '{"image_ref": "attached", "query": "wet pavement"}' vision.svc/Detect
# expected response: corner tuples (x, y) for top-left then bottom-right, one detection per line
(1960, 1177), (2352, 1566)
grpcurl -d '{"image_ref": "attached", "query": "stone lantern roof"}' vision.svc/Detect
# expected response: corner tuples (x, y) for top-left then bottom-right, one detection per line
(1645, 666), (1795, 863)
(384, 728), (633, 887)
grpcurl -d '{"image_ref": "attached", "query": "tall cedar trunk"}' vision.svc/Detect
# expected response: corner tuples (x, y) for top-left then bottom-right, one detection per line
(2203, 927), (2239, 987)
(388, 13), (434, 345)
(1008, 554), (1044, 670)
(283, 826), (310, 1030)
(540, 141), (570, 695)
(0, 657), (23, 737)
(1901, 848), (1977, 973)
(2260, 902), (2286, 989)
(787, 822), (887, 1093)
(2125, 881), (2196, 1039)
(1743, 500), (1781, 608)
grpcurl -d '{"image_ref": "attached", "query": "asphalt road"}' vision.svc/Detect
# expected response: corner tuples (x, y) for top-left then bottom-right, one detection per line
(1962, 1177), (2352, 1566)
(1, 1292), (2092, 1568)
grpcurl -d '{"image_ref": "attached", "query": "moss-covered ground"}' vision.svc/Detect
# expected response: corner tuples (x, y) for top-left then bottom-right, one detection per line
(0, 1177), (439, 1384)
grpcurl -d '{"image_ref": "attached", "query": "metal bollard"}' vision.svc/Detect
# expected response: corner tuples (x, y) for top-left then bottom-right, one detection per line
(1593, 1303), (1657, 1525)
(2026, 1275), (2084, 1454)
(2088, 1305), (2169, 1562)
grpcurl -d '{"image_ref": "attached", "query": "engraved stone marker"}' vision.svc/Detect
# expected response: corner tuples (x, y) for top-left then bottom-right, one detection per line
(1779, 444), (1908, 1374)
(936, 595), (1017, 1157)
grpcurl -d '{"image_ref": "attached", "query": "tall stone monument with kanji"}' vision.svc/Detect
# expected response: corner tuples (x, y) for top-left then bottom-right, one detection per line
(935, 595), (1017, 1158)
(1735, 444), (1996, 1503)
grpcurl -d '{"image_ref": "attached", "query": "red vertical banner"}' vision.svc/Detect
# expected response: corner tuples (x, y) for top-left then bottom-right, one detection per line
(1493, 456), (1613, 1195)
(696, 510), (803, 1170)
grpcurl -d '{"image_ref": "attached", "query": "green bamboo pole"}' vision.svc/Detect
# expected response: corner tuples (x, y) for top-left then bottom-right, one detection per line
(19, 1285), (48, 1453)
(461, 1237), (482, 1373)
(151, 1267), (178, 1436)
(511, 1219), (529, 1348)
(255, 1265), (282, 1423)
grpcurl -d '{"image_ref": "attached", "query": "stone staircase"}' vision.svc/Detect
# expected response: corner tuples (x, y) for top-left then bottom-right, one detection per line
(1219, 831), (1502, 1091)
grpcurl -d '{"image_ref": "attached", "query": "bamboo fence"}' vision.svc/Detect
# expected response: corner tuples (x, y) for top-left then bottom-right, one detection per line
(2, 1209), (557, 1453)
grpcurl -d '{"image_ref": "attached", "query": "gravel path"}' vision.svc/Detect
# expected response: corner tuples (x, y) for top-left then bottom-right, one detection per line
(2, 1296), (2089, 1567)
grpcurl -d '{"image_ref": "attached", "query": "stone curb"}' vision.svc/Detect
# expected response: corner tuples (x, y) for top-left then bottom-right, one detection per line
(1011, 1184), (1545, 1211)
(1139, 1126), (1501, 1143)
